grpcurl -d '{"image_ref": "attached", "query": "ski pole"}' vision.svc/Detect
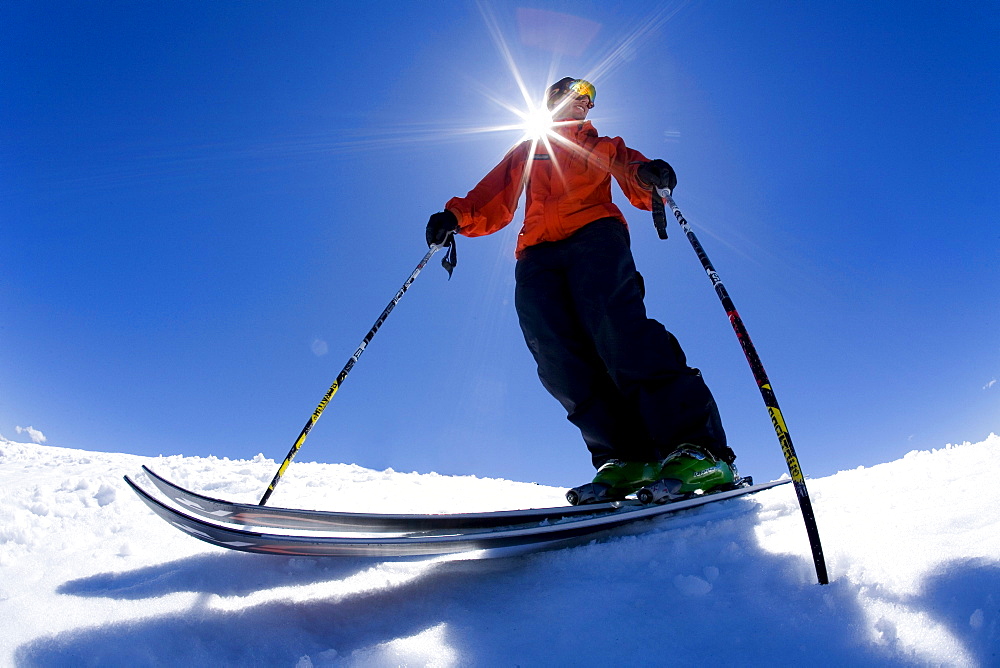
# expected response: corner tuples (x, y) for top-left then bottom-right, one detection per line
(652, 188), (830, 585)
(258, 234), (454, 505)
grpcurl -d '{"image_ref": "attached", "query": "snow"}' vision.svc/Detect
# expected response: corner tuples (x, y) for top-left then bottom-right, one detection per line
(2, 434), (998, 667)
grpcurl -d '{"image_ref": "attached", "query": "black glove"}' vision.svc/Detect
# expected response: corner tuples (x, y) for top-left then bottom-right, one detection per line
(425, 210), (459, 247)
(637, 159), (677, 192)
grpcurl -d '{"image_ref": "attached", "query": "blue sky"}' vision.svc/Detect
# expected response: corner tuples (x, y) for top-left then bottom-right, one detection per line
(3, 1), (997, 491)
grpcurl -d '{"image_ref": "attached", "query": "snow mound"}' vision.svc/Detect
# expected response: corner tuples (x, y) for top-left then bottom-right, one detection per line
(1, 434), (997, 666)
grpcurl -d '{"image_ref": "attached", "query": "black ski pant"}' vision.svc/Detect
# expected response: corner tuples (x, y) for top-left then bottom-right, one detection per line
(514, 218), (733, 469)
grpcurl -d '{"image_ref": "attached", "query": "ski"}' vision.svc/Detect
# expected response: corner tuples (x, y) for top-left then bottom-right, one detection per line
(139, 465), (639, 533)
(124, 475), (790, 557)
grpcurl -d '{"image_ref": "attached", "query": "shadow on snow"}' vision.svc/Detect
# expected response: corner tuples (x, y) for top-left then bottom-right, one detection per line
(56, 551), (384, 601)
(17, 494), (996, 666)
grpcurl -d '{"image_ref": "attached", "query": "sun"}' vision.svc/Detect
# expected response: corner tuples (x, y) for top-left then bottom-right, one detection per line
(515, 102), (556, 143)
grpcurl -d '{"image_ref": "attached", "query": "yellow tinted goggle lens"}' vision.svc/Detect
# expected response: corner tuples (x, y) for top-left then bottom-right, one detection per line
(567, 79), (596, 103)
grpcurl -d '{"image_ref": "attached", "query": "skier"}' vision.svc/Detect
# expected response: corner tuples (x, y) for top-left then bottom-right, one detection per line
(426, 77), (738, 504)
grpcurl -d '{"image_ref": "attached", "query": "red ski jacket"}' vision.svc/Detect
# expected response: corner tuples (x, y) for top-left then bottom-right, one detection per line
(446, 120), (655, 257)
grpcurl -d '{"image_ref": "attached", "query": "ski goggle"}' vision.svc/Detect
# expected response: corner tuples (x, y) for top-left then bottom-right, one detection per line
(548, 78), (596, 105)
(566, 79), (596, 104)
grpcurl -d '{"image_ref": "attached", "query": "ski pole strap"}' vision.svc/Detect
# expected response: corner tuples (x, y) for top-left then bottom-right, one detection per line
(651, 188), (669, 239)
(441, 233), (457, 278)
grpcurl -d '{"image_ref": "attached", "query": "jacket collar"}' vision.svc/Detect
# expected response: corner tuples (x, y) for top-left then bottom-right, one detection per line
(552, 119), (597, 142)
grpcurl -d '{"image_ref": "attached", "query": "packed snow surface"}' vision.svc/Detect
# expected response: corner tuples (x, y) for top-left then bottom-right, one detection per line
(1, 434), (998, 666)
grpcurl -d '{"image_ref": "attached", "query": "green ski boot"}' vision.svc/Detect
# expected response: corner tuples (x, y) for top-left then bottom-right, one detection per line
(565, 459), (663, 505)
(636, 445), (738, 505)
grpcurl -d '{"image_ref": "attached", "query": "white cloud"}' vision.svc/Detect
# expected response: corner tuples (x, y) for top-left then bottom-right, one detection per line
(16, 425), (46, 444)
(985, 379), (997, 390)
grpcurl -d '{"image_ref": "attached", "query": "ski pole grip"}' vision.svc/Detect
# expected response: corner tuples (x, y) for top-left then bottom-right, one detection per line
(651, 188), (669, 239)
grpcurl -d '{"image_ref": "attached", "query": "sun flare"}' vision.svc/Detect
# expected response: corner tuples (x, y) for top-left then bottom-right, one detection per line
(300, 4), (686, 164)
(516, 103), (556, 142)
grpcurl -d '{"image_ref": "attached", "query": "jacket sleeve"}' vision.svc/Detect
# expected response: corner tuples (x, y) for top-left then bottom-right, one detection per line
(605, 137), (655, 212)
(445, 143), (529, 237)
